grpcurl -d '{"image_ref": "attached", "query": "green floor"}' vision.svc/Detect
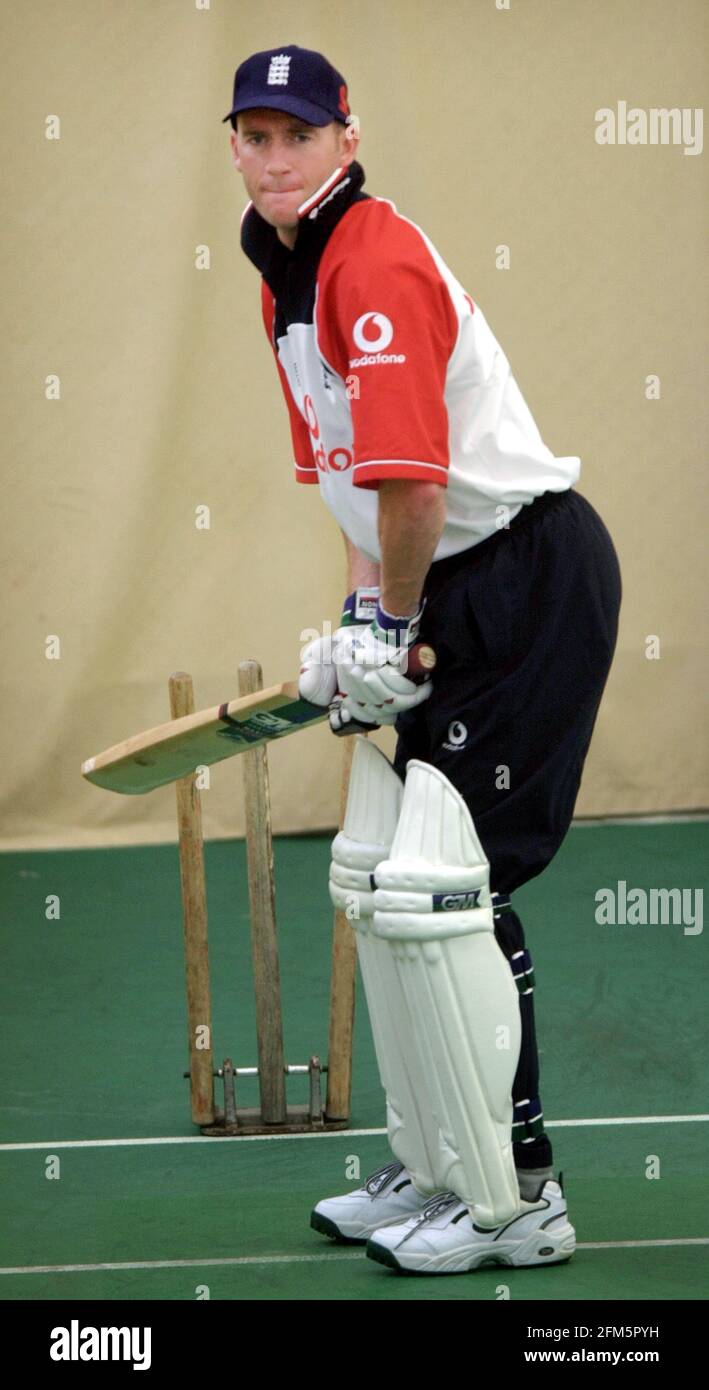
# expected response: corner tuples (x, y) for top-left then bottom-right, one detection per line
(1, 823), (707, 1300)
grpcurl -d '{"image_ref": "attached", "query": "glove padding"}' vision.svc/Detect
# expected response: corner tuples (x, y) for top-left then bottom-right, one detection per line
(298, 631), (346, 707)
(298, 589), (432, 734)
(298, 586), (380, 709)
(328, 693), (395, 735)
(333, 619), (432, 719)
(300, 636), (391, 734)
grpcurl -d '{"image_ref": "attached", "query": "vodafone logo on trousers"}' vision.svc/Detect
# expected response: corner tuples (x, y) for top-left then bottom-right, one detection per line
(350, 311), (406, 367)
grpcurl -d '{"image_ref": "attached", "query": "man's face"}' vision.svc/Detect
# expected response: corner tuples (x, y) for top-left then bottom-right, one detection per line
(231, 108), (356, 232)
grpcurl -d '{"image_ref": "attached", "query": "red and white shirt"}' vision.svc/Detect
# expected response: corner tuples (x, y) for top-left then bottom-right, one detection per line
(241, 161), (580, 562)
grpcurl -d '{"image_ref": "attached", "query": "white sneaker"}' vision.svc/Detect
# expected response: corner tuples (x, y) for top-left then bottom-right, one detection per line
(310, 1160), (429, 1243)
(367, 1175), (576, 1274)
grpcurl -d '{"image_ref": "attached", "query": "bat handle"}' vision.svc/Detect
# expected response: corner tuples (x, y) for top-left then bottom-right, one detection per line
(404, 641), (436, 683)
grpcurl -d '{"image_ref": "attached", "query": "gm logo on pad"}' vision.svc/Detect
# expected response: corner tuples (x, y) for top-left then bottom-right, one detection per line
(433, 890), (482, 911)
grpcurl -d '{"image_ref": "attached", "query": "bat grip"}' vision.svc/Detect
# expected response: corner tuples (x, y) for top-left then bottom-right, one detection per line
(401, 641), (436, 683)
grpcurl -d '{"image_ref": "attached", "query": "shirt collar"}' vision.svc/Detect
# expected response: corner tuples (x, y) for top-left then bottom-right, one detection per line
(240, 160), (367, 276)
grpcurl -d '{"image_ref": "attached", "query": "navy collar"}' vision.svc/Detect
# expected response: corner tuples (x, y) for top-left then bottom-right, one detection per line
(240, 160), (368, 284)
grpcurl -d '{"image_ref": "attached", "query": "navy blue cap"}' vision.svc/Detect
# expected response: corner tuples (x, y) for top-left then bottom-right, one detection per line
(222, 44), (350, 130)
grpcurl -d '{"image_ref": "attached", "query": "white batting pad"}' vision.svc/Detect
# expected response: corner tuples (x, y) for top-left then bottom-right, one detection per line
(329, 738), (440, 1195)
(372, 759), (522, 1226)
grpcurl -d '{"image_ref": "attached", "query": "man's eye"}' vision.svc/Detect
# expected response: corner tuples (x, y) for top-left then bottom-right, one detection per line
(243, 131), (309, 145)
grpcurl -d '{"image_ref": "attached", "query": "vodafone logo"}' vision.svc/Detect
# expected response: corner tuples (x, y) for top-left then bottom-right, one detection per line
(442, 720), (469, 752)
(303, 395), (353, 475)
(349, 312), (406, 369)
(352, 312), (394, 353)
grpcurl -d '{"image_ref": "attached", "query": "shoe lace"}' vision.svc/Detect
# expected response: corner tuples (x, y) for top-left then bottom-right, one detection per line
(398, 1190), (462, 1246)
(364, 1160), (406, 1196)
(418, 1191), (461, 1224)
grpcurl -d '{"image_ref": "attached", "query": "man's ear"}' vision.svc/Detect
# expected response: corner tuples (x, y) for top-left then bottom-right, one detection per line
(231, 129), (241, 170)
(340, 116), (360, 168)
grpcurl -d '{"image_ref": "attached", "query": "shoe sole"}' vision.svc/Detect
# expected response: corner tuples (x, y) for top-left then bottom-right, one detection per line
(310, 1211), (368, 1244)
(366, 1230), (576, 1274)
(310, 1207), (433, 1243)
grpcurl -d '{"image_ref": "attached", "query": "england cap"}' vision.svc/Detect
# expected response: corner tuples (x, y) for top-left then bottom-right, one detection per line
(222, 44), (350, 130)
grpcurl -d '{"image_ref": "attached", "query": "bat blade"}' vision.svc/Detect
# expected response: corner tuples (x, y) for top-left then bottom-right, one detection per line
(81, 682), (327, 795)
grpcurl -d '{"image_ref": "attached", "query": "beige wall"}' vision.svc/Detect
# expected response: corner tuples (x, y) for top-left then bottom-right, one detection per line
(2, 0), (707, 849)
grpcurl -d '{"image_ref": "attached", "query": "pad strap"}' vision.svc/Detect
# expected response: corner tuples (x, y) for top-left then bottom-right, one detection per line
(491, 892), (512, 918)
(512, 1096), (545, 1144)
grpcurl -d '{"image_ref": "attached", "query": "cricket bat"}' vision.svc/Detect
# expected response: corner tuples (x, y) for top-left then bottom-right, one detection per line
(82, 645), (436, 795)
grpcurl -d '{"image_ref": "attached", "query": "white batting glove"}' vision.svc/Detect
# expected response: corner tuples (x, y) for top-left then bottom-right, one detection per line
(328, 693), (399, 734)
(333, 600), (433, 720)
(298, 633), (340, 706)
(298, 587), (380, 707)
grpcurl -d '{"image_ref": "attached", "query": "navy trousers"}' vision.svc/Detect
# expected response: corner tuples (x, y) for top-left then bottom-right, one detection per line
(393, 488), (622, 1170)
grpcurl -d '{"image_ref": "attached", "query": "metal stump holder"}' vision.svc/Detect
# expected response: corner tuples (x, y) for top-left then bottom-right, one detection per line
(193, 1058), (332, 1137)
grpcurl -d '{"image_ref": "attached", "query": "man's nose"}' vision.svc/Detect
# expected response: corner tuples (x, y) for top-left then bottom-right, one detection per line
(264, 140), (293, 171)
